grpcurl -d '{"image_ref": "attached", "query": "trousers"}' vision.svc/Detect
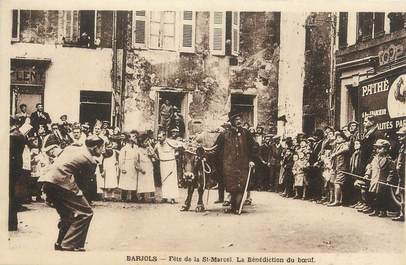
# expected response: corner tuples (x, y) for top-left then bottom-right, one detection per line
(43, 183), (93, 249)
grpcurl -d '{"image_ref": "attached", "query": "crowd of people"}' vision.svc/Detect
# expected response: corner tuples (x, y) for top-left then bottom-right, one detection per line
(9, 103), (405, 234)
(239, 114), (405, 222)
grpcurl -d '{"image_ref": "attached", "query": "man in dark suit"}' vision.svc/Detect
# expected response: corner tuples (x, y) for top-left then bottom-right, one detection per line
(30, 103), (51, 135)
(39, 135), (105, 251)
(212, 112), (258, 214)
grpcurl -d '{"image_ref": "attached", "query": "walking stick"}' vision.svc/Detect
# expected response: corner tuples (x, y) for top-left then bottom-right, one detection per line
(338, 170), (405, 190)
(238, 164), (254, 215)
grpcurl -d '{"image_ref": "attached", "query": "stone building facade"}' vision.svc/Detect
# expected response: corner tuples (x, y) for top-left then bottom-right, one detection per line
(10, 10), (281, 137)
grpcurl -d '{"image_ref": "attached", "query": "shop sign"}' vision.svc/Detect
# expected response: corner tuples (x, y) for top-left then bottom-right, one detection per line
(11, 66), (46, 86)
(359, 70), (406, 132)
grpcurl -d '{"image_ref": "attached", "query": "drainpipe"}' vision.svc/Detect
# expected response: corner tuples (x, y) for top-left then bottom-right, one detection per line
(329, 13), (337, 127)
(112, 11), (118, 127)
(120, 12), (128, 131)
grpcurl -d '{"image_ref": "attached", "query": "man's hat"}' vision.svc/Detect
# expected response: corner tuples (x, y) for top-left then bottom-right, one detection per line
(373, 139), (391, 147)
(396, 125), (406, 135)
(347, 120), (359, 126)
(335, 130), (349, 141)
(171, 128), (180, 132)
(81, 123), (90, 130)
(43, 134), (60, 152)
(307, 137), (316, 142)
(102, 120), (110, 125)
(264, 134), (273, 139)
(85, 135), (104, 148)
(228, 110), (241, 121)
(60, 114), (67, 120)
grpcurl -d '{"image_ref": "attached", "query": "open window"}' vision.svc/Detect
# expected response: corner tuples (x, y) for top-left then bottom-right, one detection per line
(210, 11), (240, 56)
(230, 94), (255, 127)
(11, 10), (20, 42)
(62, 10), (96, 48)
(80, 91), (112, 125)
(357, 12), (385, 42)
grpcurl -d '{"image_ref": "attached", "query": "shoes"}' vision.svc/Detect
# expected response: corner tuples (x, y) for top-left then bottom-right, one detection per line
(214, 200), (224, 204)
(292, 195), (299, 199)
(392, 216), (405, 222)
(362, 207), (374, 214)
(244, 199), (252, 206)
(378, 211), (387, 218)
(55, 243), (85, 252)
(222, 201), (231, 207)
(224, 208), (238, 214)
(180, 205), (190, 211)
(368, 210), (379, 216)
(54, 243), (62, 251)
(355, 203), (366, 210)
(327, 202), (342, 207)
(170, 199), (176, 204)
(357, 205), (369, 212)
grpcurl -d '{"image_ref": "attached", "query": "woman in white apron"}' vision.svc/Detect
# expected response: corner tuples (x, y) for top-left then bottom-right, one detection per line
(102, 145), (119, 201)
(118, 133), (140, 202)
(154, 132), (180, 203)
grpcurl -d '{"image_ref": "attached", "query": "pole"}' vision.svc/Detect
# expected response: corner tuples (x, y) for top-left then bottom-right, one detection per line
(238, 165), (254, 215)
(338, 170), (404, 190)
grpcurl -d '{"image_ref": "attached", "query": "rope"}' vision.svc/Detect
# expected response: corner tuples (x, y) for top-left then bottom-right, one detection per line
(338, 170), (404, 190)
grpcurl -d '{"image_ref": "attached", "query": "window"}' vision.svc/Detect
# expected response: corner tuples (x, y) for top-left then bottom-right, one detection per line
(357, 12), (386, 42)
(210, 11), (226, 55)
(231, 12), (240, 56)
(357, 12), (373, 42)
(373, 12), (385, 38)
(338, 12), (348, 49)
(11, 10), (20, 41)
(132, 11), (148, 49)
(149, 11), (177, 50)
(180, 11), (195, 53)
(80, 91), (112, 125)
(388, 13), (405, 33)
(62, 10), (96, 48)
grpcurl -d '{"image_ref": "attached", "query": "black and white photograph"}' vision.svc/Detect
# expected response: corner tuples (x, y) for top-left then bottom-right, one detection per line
(1, 1), (405, 265)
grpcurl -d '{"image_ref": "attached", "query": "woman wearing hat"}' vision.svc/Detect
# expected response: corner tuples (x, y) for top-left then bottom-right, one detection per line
(327, 130), (350, 207)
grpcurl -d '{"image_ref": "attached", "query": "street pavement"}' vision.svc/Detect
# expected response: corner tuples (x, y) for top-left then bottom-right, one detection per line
(8, 189), (404, 253)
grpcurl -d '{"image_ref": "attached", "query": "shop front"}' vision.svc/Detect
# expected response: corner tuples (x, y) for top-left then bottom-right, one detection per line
(357, 63), (406, 133)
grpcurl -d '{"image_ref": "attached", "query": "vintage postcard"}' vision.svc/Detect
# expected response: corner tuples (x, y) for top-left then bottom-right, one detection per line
(1, 0), (405, 264)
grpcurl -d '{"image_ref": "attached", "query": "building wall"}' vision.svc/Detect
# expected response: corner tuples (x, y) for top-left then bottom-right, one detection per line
(10, 43), (113, 122)
(121, 11), (281, 134)
(278, 12), (308, 137)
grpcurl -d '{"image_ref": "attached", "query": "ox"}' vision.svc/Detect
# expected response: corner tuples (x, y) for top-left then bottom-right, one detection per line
(179, 132), (221, 212)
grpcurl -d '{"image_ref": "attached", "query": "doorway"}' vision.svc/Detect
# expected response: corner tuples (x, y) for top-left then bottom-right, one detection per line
(231, 94), (255, 127)
(155, 90), (189, 138)
(79, 91), (112, 127)
(11, 85), (44, 116)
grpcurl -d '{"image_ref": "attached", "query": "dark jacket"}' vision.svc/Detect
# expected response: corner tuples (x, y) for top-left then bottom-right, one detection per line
(30, 111), (51, 133)
(360, 125), (383, 170)
(268, 143), (282, 167)
(213, 127), (258, 192)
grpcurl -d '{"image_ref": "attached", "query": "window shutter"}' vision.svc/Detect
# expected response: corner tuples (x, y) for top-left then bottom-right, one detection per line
(149, 11), (161, 49)
(161, 11), (176, 50)
(11, 10), (20, 41)
(180, 11), (195, 53)
(231, 12), (240, 56)
(210, 11), (226, 55)
(132, 11), (148, 49)
(63, 10), (79, 42)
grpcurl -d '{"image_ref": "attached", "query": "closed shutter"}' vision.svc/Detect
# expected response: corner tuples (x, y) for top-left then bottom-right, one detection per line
(12, 10), (20, 41)
(210, 11), (226, 55)
(180, 11), (195, 53)
(133, 11), (148, 49)
(231, 12), (239, 56)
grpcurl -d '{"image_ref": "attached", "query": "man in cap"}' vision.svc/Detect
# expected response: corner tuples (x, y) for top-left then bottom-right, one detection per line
(393, 126), (406, 221)
(268, 135), (282, 192)
(211, 111), (258, 214)
(363, 139), (396, 217)
(347, 120), (360, 146)
(257, 134), (272, 191)
(39, 135), (105, 251)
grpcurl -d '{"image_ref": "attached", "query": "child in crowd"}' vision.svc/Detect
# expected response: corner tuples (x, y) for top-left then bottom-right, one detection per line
(293, 152), (309, 199)
(318, 146), (334, 205)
